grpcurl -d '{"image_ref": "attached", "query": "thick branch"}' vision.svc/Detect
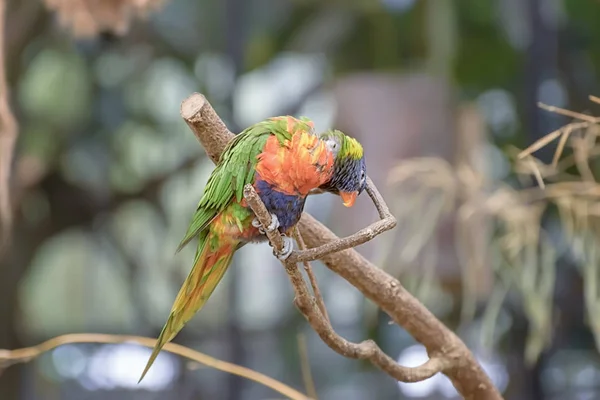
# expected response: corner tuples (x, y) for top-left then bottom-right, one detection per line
(180, 94), (233, 164)
(180, 92), (502, 399)
(0, 333), (310, 400)
(243, 185), (446, 383)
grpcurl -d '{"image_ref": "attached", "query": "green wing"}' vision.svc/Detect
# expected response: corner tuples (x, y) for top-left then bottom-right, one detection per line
(176, 117), (305, 252)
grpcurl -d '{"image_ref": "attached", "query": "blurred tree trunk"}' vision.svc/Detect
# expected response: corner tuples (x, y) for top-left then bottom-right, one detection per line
(0, 239), (29, 400)
(0, 2), (49, 396)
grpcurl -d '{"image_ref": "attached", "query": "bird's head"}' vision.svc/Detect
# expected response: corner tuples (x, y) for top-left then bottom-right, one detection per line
(319, 130), (367, 208)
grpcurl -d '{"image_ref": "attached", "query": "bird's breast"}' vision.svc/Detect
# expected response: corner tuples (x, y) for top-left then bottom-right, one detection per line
(253, 179), (306, 232)
(255, 133), (334, 196)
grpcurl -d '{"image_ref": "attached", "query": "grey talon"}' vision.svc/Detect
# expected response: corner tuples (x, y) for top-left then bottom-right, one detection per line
(266, 214), (280, 232)
(276, 236), (294, 260)
(252, 214), (279, 234)
(252, 218), (266, 234)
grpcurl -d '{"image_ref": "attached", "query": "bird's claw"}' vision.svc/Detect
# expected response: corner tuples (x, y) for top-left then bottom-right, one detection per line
(274, 236), (294, 261)
(251, 217), (263, 232)
(252, 214), (280, 234)
(266, 214), (280, 232)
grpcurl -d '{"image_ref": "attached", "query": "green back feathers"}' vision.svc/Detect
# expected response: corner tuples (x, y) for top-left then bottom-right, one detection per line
(176, 116), (314, 252)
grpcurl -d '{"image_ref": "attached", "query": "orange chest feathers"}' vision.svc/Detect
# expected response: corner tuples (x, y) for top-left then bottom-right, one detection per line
(255, 132), (334, 196)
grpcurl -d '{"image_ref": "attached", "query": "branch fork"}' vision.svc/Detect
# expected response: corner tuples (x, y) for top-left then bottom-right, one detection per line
(243, 184), (447, 383)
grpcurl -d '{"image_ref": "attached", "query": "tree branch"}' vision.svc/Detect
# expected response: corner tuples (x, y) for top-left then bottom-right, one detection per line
(0, 333), (311, 400)
(288, 176), (396, 263)
(180, 92), (503, 399)
(244, 184), (448, 383)
(180, 94), (232, 164)
(293, 227), (329, 324)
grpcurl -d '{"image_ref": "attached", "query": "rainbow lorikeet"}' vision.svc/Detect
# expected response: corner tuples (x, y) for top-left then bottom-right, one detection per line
(139, 116), (366, 382)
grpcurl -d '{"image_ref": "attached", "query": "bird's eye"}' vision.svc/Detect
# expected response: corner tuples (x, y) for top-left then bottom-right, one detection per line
(325, 139), (339, 153)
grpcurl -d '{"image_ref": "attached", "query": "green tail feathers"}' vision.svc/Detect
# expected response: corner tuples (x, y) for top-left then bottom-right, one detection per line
(139, 233), (238, 382)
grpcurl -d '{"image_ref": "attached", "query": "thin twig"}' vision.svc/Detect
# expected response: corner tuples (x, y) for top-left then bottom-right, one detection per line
(517, 122), (589, 160)
(0, 333), (311, 400)
(287, 177), (396, 264)
(243, 185), (447, 383)
(552, 123), (576, 168)
(0, 0), (19, 252)
(297, 333), (318, 400)
(293, 227), (330, 324)
(538, 102), (600, 124)
(572, 136), (596, 182)
(526, 158), (546, 189)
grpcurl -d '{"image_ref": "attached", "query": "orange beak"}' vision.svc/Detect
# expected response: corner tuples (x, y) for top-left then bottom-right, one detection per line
(340, 191), (358, 207)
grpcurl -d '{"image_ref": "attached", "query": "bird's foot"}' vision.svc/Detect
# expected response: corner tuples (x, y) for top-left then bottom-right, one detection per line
(274, 235), (294, 261)
(252, 213), (280, 234)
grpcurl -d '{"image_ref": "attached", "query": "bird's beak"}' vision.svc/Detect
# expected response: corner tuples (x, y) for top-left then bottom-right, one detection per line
(340, 191), (358, 207)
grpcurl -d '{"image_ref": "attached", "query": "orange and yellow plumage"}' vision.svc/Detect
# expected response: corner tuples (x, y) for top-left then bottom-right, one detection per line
(139, 116), (336, 381)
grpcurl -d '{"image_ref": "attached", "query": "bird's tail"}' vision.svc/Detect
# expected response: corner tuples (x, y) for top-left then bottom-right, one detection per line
(139, 232), (238, 382)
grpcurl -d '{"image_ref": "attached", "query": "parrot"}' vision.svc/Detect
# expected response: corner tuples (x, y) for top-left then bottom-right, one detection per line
(138, 116), (366, 382)
(318, 129), (367, 206)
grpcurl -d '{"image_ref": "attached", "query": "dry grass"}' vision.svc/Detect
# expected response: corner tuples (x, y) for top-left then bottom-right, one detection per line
(378, 96), (600, 364)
